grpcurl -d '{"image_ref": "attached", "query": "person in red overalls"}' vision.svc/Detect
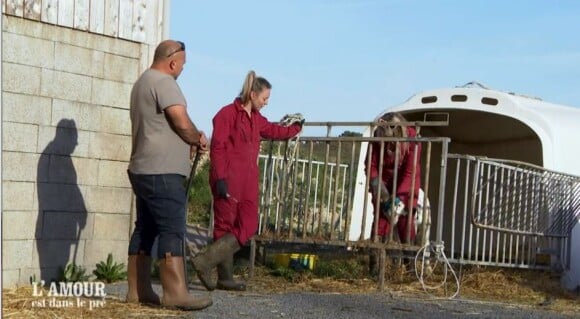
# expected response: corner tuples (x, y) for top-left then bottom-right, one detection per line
(192, 70), (303, 291)
(365, 112), (422, 274)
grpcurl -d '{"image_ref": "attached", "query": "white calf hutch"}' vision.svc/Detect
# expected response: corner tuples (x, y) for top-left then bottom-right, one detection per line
(350, 83), (580, 290)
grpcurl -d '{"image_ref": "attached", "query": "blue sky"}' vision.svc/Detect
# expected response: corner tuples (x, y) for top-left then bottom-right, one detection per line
(170, 0), (580, 135)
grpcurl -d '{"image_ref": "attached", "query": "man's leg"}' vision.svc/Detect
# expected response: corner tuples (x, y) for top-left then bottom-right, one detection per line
(147, 174), (212, 310)
(127, 172), (160, 305)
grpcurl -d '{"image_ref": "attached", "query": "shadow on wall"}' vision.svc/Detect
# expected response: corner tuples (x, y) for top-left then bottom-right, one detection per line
(35, 119), (87, 282)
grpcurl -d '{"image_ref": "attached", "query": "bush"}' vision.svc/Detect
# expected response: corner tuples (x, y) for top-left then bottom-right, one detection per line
(93, 253), (127, 283)
(187, 160), (212, 225)
(59, 263), (91, 282)
(313, 258), (365, 279)
(270, 266), (312, 283)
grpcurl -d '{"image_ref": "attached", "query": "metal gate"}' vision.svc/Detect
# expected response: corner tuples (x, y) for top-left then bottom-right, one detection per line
(248, 121), (450, 290)
(445, 154), (580, 270)
(247, 123), (580, 290)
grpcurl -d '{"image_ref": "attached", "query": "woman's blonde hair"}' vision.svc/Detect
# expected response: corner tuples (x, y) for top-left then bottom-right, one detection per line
(239, 70), (272, 104)
(374, 112), (410, 158)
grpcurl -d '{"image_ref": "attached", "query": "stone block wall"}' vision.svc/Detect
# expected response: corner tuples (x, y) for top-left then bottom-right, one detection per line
(2, 15), (141, 286)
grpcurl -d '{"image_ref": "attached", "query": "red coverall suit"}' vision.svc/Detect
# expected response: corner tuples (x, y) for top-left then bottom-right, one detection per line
(210, 98), (301, 245)
(366, 127), (421, 242)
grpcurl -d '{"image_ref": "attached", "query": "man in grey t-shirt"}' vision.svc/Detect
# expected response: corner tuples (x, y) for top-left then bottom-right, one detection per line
(126, 40), (212, 311)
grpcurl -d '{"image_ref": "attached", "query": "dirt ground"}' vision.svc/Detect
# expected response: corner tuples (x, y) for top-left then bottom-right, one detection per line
(249, 263), (580, 314)
(4, 262), (579, 319)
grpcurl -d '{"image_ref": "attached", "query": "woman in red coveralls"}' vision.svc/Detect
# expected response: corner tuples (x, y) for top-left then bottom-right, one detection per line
(366, 112), (421, 274)
(192, 71), (303, 291)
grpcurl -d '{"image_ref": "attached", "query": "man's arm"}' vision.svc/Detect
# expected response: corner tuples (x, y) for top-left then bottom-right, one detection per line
(164, 104), (202, 146)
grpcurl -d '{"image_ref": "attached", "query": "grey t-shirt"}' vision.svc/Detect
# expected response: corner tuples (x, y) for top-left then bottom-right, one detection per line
(128, 69), (190, 176)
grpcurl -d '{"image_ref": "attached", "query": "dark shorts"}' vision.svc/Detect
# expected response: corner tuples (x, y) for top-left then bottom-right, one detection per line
(127, 171), (187, 258)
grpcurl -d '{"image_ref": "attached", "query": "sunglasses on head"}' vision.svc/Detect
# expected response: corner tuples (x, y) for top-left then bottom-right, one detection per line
(166, 41), (185, 57)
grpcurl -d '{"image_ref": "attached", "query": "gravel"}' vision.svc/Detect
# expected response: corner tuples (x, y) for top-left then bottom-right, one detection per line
(106, 282), (576, 319)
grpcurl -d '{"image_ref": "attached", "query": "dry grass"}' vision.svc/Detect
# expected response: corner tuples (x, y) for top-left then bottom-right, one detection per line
(247, 259), (580, 316)
(457, 267), (580, 314)
(4, 262), (580, 318)
(2, 286), (182, 319)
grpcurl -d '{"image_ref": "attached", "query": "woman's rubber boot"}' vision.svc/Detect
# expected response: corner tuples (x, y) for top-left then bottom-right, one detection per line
(191, 233), (240, 291)
(126, 252), (161, 305)
(216, 254), (246, 291)
(159, 253), (213, 310)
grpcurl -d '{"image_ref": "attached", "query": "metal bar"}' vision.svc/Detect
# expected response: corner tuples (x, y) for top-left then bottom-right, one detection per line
(460, 158), (470, 263)
(344, 141), (357, 242)
(338, 165), (347, 239)
(273, 160), (282, 234)
(288, 141), (301, 239)
(330, 141), (342, 240)
(312, 163), (320, 234)
(522, 172), (532, 265)
(450, 157), (461, 260)
(296, 160), (307, 237)
(317, 142), (330, 236)
(374, 142), (386, 243)
(298, 136), (452, 143)
(474, 161), (483, 262)
(378, 248), (386, 291)
(405, 142), (419, 244)
(496, 166), (505, 264)
(435, 139), (450, 247)
(275, 141), (290, 236)
(444, 258), (551, 270)
(481, 162), (491, 262)
(514, 170), (522, 264)
(327, 165), (334, 234)
(303, 120), (450, 128)
(258, 156), (269, 234)
(501, 167), (510, 262)
(470, 222), (568, 237)
(253, 236), (421, 250)
(387, 141), (400, 243)
(264, 142), (276, 234)
(508, 169), (515, 264)
(249, 238), (256, 278)
(468, 159), (480, 261)
(360, 144), (373, 241)
(302, 142), (314, 238)
(488, 165), (498, 262)
(420, 141), (432, 247)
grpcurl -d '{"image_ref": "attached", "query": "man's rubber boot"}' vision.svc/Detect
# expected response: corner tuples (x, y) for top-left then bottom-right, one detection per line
(159, 253), (213, 310)
(216, 254), (246, 291)
(191, 233), (241, 291)
(126, 252), (161, 305)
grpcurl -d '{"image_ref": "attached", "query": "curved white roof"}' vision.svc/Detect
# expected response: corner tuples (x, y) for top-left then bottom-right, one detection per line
(384, 85), (580, 176)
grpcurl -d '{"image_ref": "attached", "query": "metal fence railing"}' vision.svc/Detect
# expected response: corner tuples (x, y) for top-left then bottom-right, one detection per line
(248, 121), (450, 290)
(258, 154), (350, 240)
(445, 154), (580, 270)
(254, 129), (449, 249)
(248, 122), (580, 289)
